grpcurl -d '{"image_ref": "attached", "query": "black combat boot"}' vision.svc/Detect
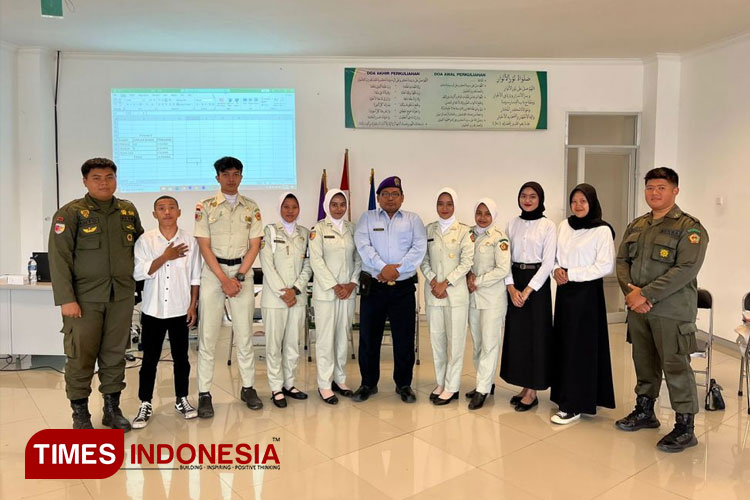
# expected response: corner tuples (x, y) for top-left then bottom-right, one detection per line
(615, 395), (660, 431)
(102, 392), (132, 432)
(71, 398), (94, 429)
(657, 413), (698, 452)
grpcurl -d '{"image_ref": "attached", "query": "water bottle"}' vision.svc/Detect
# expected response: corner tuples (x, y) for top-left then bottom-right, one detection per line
(28, 257), (38, 285)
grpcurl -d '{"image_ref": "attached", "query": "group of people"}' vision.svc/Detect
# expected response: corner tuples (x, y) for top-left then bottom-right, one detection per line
(49, 156), (708, 454)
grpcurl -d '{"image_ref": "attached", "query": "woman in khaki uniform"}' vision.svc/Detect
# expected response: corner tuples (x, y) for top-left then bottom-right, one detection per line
(420, 188), (475, 405)
(466, 198), (511, 410)
(309, 189), (361, 405)
(259, 193), (312, 408)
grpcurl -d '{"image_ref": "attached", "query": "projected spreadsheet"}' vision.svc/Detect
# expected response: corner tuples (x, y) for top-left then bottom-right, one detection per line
(111, 89), (296, 192)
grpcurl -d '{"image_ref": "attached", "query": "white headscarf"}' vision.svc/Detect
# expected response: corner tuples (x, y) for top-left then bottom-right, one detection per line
(324, 188), (348, 233)
(472, 197), (498, 235)
(436, 187), (457, 233)
(278, 191), (299, 236)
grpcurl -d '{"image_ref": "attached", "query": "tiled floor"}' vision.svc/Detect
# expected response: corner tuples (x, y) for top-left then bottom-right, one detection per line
(1, 323), (748, 499)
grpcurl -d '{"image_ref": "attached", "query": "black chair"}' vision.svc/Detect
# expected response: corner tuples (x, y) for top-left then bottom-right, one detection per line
(691, 288), (714, 403)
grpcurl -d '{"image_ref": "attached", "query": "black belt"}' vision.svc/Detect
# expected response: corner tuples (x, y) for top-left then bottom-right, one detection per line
(371, 277), (417, 289)
(512, 262), (542, 270)
(216, 257), (243, 266)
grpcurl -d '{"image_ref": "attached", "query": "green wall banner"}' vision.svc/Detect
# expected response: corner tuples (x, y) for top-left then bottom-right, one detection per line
(345, 68), (547, 131)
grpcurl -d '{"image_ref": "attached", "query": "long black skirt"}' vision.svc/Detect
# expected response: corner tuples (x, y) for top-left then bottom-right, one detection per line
(500, 267), (553, 390)
(550, 278), (615, 414)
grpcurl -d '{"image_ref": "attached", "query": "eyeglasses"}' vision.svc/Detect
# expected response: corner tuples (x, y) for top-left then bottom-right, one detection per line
(379, 191), (401, 199)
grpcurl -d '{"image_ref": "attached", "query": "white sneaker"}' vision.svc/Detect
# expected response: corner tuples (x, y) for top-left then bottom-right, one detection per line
(132, 401), (153, 429)
(175, 397), (198, 419)
(551, 410), (580, 425)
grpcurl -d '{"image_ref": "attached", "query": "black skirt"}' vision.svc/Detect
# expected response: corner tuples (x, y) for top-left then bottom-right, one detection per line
(500, 267), (553, 390)
(550, 278), (615, 414)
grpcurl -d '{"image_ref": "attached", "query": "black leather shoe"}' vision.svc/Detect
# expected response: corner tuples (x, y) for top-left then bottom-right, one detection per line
(102, 392), (131, 432)
(433, 392), (458, 406)
(466, 383), (495, 399)
(510, 395), (522, 405)
(396, 386), (417, 403)
(271, 391), (287, 408)
(430, 388), (442, 402)
(198, 392), (214, 418)
(352, 385), (378, 402)
(318, 389), (339, 405)
(332, 381), (354, 397)
(514, 397), (538, 412)
(468, 392), (488, 410)
(615, 395), (660, 431)
(656, 413), (698, 453)
(71, 398), (94, 429)
(241, 387), (263, 410)
(282, 386), (308, 400)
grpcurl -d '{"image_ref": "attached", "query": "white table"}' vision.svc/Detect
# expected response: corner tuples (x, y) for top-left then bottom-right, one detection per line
(0, 279), (64, 356)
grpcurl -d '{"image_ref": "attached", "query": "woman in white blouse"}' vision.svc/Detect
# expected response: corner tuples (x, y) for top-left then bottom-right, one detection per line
(309, 189), (361, 405)
(550, 183), (616, 424)
(500, 182), (556, 412)
(420, 188), (474, 405)
(465, 198), (511, 410)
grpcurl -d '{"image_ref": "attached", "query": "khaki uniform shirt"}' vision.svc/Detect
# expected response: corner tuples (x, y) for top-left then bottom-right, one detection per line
(49, 194), (144, 305)
(616, 205), (709, 322)
(469, 225), (511, 310)
(259, 223), (312, 308)
(194, 192), (263, 259)
(420, 221), (475, 307)
(309, 219), (362, 301)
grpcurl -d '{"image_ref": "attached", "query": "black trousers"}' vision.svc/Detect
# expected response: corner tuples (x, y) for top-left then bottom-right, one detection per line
(358, 281), (416, 388)
(138, 313), (191, 401)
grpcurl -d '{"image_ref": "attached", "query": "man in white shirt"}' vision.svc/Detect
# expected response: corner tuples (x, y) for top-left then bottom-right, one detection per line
(132, 196), (202, 428)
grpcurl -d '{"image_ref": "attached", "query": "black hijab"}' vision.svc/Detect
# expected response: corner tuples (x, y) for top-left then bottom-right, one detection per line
(567, 183), (615, 239)
(518, 181), (546, 220)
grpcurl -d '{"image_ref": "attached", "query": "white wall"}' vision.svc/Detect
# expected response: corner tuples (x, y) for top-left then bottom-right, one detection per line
(0, 42), (20, 274)
(677, 34), (750, 343)
(49, 53), (642, 240)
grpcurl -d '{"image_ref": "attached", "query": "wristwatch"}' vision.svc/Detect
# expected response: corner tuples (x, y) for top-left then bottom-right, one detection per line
(292, 286), (301, 295)
(235, 272), (246, 282)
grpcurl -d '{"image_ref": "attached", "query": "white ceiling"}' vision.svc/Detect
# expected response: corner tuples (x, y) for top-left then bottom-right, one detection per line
(1, 0), (749, 58)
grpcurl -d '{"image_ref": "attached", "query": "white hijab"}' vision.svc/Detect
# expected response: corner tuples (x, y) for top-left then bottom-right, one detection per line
(278, 192), (299, 236)
(324, 188), (348, 233)
(436, 187), (457, 233)
(472, 197), (498, 235)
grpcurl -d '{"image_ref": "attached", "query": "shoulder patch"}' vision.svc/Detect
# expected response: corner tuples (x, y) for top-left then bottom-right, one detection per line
(54, 223), (66, 234)
(688, 233), (701, 244)
(310, 231), (316, 240)
(500, 241), (509, 251)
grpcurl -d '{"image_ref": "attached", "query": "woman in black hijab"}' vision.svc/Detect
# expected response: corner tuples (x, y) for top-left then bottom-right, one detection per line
(549, 183), (616, 424)
(500, 182), (557, 411)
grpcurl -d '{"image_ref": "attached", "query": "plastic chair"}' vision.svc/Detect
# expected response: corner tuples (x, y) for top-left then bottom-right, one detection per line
(736, 292), (750, 414)
(692, 288), (714, 404)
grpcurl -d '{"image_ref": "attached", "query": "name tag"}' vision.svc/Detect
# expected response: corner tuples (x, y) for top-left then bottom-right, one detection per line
(427, 238), (434, 242)
(324, 235), (335, 239)
(373, 227), (385, 232)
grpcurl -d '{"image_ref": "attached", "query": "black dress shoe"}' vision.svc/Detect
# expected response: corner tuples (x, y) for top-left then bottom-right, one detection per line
(241, 387), (263, 410)
(352, 385), (378, 402)
(396, 386), (417, 403)
(433, 392), (458, 406)
(332, 381), (354, 397)
(510, 395), (522, 405)
(198, 392), (214, 419)
(282, 386), (308, 400)
(514, 397), (538, 412)
(271, 392), (287, 408)
(318, 389), (339, 405)
(430, 388), (442, 402)
(466, 383), (495, 399)
(468, 392), (488, 410)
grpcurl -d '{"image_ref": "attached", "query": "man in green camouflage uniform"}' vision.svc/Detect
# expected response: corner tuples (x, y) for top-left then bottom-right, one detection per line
(615, 167), (708, 452)
(49, 158), (144, 431)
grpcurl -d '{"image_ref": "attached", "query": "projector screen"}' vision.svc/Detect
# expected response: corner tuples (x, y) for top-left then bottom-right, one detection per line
(111, 88), (297, 193)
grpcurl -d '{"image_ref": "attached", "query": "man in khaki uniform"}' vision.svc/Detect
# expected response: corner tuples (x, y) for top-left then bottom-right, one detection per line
(615, 167), (709, 453)
(259, 194), (312, 407)
(194, 156), (263, 417)
(420, 188), (475, 405)
(49, 158), (144, 430)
